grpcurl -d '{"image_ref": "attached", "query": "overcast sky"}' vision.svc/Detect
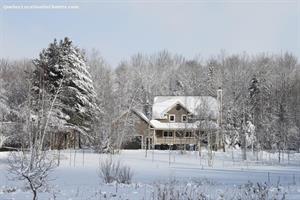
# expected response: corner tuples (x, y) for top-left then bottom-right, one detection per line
(0, 0), (299, 67)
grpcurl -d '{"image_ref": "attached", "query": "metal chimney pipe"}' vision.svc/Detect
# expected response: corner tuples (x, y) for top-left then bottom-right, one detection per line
(217, 87), (224, 151)
(217, 87), (223, 127)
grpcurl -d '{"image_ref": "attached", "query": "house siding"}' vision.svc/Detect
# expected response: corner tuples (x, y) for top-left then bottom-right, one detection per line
(159, 104), (189, 123)
(134, 117), (149, 136)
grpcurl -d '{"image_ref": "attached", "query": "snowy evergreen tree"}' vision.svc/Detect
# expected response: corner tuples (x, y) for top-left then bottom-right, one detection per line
(249, 77), (259, 100)
(0, 77), (9, 147)
(207, 58), (218, 96)
(248, 76), (260, 122)
(0, 78), (9, 121)
(32, 37), (99, 143)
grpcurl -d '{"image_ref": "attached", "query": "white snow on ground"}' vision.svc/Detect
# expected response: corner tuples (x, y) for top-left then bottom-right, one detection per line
(0, 149), (300, 199)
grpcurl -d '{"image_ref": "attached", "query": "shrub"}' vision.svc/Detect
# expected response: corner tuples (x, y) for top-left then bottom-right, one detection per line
(98, 158), (133, 184)
(234, 181), (286, 200)
(0, 186), (17, 193)
(118, 165), (134, 184)
(154, 180), (209, 200)
(98, 158), (120, 184)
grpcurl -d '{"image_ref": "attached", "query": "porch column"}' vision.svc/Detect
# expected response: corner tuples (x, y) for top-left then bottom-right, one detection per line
(141, 135), (144, 149)
(173, 130), (175, 145)
(152, 129), (156, 148)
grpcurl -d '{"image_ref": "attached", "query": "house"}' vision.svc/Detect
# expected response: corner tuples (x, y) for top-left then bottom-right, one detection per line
(129, 89), (223, 150)
(115, 108), (151, 149)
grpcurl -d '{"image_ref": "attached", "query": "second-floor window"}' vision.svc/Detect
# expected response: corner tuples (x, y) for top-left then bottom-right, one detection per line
(169, 114), (175, 122)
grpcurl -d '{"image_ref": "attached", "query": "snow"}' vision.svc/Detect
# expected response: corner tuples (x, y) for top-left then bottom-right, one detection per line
(131, 109), (150, 123)
(152, 96), (219, 120)
(1, 149), (300, 199)
(150, 119), (218, 130)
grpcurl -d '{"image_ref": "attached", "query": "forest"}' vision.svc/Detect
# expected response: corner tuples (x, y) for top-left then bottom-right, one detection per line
(0, 37), (299, 154)
(0, 37), (300, 200)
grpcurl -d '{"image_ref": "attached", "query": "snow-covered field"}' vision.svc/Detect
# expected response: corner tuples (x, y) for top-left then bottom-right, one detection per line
(1, 149), (300, 199)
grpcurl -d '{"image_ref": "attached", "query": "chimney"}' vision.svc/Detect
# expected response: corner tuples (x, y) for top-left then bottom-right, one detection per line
(216, 87), (224, 151)
(143, 99), (151, 119)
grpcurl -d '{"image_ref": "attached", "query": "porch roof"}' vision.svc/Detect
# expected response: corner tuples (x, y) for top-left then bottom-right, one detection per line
(149, 119), (219, 131)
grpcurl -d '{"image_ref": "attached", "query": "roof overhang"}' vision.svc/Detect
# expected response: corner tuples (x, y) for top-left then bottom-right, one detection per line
(150, 120), (219, 131)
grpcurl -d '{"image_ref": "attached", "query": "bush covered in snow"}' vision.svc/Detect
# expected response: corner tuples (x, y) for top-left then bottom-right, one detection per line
(151, 179), (286, 200)
(98, 158), (134, 184)
(118, 165), (134, 184)
(154, 180), (209, 200)
(233, 181), (286, 200)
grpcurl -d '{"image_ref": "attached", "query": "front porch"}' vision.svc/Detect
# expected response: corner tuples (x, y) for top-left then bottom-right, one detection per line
(154, 130), (199, 145)
(139, 129), (213, 149)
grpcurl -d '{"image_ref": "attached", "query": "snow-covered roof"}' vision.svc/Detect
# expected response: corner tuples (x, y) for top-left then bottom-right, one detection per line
(131, 108), (149, 123)
(149, 119), (218, 130)
(152, 96), (219, 120)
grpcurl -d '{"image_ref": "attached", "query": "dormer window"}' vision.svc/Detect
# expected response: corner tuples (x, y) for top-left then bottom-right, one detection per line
(181, 114), (187, 122)
(169, 114), (175, 122)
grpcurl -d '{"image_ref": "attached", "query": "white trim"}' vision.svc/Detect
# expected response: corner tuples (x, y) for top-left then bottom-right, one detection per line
(181, 114), (187, 122)
(169, 114), (175, 122)
(149, 119), (219, 130)
(161, 101), (192, 118)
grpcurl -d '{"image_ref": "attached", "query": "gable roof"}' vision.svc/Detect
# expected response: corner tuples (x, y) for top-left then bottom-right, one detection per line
(152, 96), (219, 120)
(161, 100), (192, 115)
(131, 108), (150, 123)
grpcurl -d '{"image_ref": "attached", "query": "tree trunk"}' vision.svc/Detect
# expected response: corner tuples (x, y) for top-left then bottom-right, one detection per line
(278, 148), (281, 163)
(198, 140), (201, 157)
(32, 190), (37, 200)
(207, 132), (213, 167)
(78, 132), (81, 149)
(242, 133), (247, 161)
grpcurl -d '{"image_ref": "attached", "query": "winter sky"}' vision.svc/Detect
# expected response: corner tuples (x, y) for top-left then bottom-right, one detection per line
(0, 0), (299, 67)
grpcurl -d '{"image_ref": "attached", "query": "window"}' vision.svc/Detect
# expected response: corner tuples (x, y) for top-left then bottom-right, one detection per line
(169, 114), (175, 122)
(185, 132), (193, 138)
(163, 131), (168, 137)
(163, 131), (173, 137)
(181, 115), (187, 122)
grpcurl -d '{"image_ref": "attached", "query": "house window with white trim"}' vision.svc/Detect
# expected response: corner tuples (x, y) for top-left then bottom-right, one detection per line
(163, 131), (173, 137)
(169, 114), (175, 122)
(163, 131), (168, 137)
(181, 114), (187, 122)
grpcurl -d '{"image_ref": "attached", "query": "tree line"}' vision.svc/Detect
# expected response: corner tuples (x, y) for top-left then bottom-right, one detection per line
(0, 38), (299, 154)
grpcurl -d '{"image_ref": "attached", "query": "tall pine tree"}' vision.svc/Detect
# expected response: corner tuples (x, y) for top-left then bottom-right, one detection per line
(32, 37), (99, 144)
(248, 76), (260, 122)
